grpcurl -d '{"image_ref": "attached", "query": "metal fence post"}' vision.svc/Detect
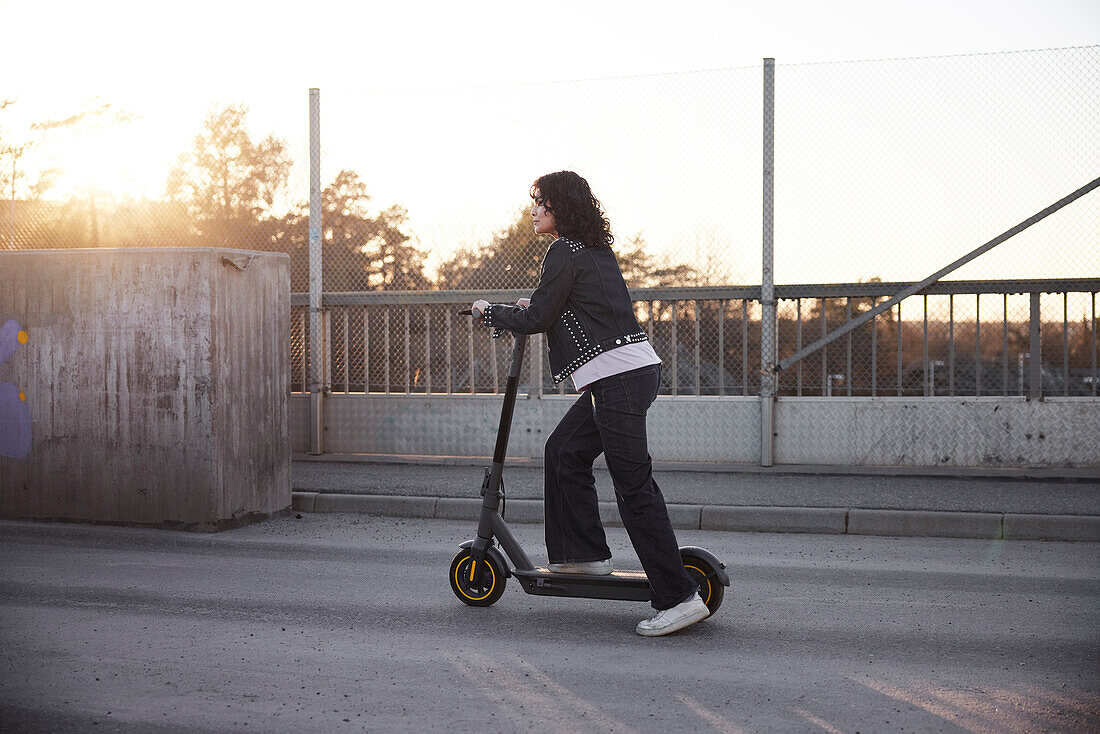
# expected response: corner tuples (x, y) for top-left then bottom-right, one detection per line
(308, 88), (325, 454)
(1029, 291), (1042, 400)
(760, 58), (777, 467)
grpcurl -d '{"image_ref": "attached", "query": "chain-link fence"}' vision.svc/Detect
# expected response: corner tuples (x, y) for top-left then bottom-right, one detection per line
(775, 48), (1100, 285)
(0, 96), (313, 285)
(3, 47), (1098, 403)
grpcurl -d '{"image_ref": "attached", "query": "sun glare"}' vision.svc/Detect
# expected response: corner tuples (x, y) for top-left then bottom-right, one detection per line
(45, 117), (176, 201)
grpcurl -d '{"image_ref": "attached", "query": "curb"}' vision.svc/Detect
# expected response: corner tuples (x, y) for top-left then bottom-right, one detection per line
(291, 492), (1100, 542)
(292, 453), (1100, 482)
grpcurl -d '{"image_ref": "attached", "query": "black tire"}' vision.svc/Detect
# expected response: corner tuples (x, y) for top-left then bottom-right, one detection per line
(681, 551), (725, 615)
(449, 549), (507, 607)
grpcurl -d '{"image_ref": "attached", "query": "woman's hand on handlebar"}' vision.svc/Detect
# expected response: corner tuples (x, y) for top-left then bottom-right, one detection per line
(468, 297), (526, 319)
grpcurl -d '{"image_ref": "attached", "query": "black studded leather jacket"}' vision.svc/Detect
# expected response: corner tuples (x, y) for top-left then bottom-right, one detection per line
(481, 237), (650, 384)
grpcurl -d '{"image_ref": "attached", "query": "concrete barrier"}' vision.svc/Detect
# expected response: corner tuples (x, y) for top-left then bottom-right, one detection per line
(434, 497), (481, 521)
(848, 509), (1003, 539)
(292, 492), (320, 513)
(496, 499), (544, 524)
(292, 394), (1100, 469)
(1003, 513), (1100, 542)
(289, 492), (1100, 542)
(0, 248), (290, 530)
(313, 493), (435, 517)
(701, 506), (847, 534)
(596, 501), (701, 530)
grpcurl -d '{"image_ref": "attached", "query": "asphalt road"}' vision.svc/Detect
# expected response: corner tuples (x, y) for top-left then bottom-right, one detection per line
(1, 515), (1098, 733)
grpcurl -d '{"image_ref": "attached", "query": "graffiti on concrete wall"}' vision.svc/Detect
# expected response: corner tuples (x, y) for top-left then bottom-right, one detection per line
(0, 319), (31, 459)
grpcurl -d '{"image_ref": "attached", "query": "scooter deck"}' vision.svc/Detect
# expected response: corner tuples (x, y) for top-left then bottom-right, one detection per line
(512, 567), (652, 602)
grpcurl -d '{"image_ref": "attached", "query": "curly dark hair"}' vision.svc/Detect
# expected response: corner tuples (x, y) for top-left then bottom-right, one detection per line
(530, 171), (614, 249)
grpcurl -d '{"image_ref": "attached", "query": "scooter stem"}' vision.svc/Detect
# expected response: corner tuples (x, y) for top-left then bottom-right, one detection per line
(475, 332), (532, 570)
(481, 336), (528, 515)
(490, 333), (527, 466)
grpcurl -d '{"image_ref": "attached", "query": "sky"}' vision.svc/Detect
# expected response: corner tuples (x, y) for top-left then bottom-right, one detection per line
(1, 0), (1097, 285)
(3, 0), (1096, 92)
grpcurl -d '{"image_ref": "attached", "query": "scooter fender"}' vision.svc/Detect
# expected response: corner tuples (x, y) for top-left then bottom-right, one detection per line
(679, 545), (731, 587)
(459, 540), (512, 578)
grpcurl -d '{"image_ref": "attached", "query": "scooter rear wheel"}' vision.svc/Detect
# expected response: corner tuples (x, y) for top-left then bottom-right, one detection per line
(681, 550), (725, 615)
(449, 549), (507, 607)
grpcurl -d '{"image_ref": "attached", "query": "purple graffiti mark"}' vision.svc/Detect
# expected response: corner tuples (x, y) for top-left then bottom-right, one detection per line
(1, 319), (28, 366)
(0, 382), (31, 459)
(0, 319), (31, 459)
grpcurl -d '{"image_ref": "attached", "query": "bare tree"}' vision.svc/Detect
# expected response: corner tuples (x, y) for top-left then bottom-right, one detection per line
(165, 104), (291, 245)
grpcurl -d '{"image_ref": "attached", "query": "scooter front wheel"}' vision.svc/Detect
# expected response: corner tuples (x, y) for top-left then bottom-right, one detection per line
(449, 549), (507, 607)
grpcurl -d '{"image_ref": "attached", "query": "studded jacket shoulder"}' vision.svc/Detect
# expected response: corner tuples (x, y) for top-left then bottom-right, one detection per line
(481, 237), (651, 384)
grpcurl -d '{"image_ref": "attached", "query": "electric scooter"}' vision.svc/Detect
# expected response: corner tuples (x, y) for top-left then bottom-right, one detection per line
(448, 310), (730, 615)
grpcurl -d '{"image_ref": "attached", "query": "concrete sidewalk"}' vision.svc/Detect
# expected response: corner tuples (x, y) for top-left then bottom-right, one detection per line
(292, 454), (1100, 542)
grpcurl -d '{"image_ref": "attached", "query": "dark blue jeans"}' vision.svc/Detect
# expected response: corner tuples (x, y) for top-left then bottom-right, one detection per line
(543, 364), (698, 610)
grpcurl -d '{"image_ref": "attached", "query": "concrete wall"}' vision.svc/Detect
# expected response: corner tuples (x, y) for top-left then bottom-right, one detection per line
(0, 248), (290, 530)
(291, 393), (1100, 468)
(291, 394), (762, 463)
(772, 396), (1100, 467)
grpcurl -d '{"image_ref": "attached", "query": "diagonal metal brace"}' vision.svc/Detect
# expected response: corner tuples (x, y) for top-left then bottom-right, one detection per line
(775, 175), (1100, 373)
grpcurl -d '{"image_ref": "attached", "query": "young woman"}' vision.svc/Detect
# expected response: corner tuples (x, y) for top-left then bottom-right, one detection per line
(471, 171), (709, 637)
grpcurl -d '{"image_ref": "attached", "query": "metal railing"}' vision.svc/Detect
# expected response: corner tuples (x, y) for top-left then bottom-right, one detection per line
(289, 278), (1098, 400)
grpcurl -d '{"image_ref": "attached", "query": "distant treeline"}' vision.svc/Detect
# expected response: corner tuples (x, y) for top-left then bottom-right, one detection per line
(1, 104), (711, 294)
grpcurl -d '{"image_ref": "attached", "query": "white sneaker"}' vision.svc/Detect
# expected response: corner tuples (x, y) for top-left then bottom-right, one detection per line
(636, 592), (710, 637)
(547, 560), (614, 575)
